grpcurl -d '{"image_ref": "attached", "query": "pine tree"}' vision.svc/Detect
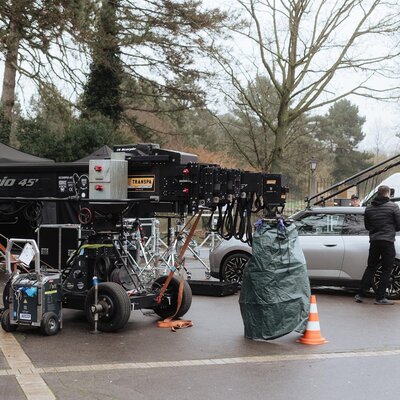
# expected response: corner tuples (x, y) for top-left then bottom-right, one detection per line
(314, 100), (373, 181)
(82, 0), (123, 124)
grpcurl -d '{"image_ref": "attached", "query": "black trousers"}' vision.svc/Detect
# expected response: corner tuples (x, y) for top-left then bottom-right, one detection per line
(359, 240), (395, 300)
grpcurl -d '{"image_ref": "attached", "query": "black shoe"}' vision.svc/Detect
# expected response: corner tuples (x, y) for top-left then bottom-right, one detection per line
(374, 298), (394, 305)
(354, 294), (363, 303)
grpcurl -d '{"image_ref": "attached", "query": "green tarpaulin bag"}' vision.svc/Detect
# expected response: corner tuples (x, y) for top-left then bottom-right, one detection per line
(239, 220), (310, 340)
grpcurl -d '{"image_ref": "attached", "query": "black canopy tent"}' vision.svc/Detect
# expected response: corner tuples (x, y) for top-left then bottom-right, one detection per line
(0, 143), (54, 163)
(0, 144), (58, 242)
(73, 145), (112, 163)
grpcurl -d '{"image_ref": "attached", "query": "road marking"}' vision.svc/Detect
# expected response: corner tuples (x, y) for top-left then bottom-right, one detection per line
(0, 330), (55, 400)
(1, 343), (400, 379)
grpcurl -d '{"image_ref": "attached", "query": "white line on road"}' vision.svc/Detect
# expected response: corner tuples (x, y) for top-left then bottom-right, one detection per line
(1, 342), (400, 379)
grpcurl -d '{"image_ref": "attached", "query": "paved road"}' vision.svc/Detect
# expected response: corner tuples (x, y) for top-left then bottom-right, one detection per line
(1, 253), (400, 399)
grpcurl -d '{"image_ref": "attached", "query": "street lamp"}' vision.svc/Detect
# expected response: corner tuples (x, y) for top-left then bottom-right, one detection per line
(309, 157), (317, 173)
(309, 157), (317, 198)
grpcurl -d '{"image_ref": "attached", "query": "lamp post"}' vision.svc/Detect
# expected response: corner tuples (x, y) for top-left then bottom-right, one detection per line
(309, 157), (317, 198)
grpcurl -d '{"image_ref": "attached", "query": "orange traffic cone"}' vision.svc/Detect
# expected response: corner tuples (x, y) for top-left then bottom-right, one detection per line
(297, 295), (328, 345)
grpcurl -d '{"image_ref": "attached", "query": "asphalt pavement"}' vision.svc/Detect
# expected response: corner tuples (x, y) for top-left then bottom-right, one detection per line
(1, 250), (400, 399)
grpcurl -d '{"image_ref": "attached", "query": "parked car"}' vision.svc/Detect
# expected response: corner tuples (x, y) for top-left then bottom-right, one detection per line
(209, 206), (400, 299)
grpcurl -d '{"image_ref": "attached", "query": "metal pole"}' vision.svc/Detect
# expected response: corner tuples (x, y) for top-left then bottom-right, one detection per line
(90, 276), (101, 334)
(311, 170), (317, 198)
(309, 153), (400, 204)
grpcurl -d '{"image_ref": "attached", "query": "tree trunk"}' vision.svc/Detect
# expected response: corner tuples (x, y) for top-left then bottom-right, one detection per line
(270, 97), (290, 173)
(270, 124), (286, 173)
(1, 20), (20, 131)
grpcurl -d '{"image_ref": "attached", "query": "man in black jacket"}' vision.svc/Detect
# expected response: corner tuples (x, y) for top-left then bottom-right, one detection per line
(355, 185), (400, 305)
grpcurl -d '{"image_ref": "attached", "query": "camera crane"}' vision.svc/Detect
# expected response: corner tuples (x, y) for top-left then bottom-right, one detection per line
(0, 144), (288, 333)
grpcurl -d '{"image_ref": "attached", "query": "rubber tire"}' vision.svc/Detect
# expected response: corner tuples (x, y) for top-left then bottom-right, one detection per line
(85, 282), (131, 332)
(220, 251), (251, 284)
(2, 280), (11, 309)
(373, 259), (400, 300)
(1, 309), (17, 332)
(41, 312), (60, 336)
(152, 275), (192, 319)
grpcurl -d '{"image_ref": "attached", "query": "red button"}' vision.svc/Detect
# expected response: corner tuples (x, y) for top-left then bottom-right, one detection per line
(95, 185), (103, 191)
(94, 165), (102, 172)
(182, 188), (190, 194)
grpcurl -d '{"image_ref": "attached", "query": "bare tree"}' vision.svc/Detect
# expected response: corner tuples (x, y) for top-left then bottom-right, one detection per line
(217, 0), (400, 172)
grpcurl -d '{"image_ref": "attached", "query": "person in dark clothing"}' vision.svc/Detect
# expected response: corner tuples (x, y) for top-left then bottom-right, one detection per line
(355, 185), (400, 305)
(350, 194), (361, 207)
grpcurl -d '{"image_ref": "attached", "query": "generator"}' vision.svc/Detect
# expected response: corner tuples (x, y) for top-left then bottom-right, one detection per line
(1, 239), (62, 336)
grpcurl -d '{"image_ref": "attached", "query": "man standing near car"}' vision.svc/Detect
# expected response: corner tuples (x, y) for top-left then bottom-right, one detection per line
(355, 185), (400, 305)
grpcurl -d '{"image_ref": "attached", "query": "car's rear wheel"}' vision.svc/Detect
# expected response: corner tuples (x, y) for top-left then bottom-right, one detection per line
(220, 252), (251, 283)
(373, 259), (400, 300)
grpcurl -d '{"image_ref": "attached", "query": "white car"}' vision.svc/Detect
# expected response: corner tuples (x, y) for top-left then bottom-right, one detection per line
(209, 206), (400, 299)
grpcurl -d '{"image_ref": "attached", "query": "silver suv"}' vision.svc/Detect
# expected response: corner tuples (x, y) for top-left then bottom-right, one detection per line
(209, 206), (400, 299)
